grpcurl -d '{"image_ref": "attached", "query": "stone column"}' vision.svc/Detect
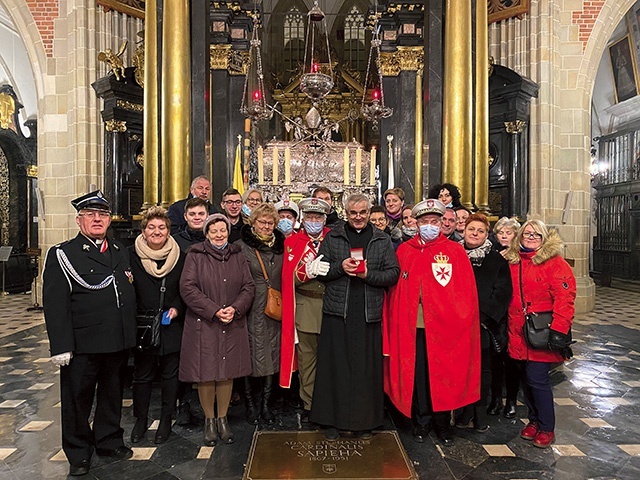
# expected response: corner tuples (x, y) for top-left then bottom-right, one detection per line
(161, 0), (191, 206)
(505, 120), (526, 217)
(442, 0), (473, 207)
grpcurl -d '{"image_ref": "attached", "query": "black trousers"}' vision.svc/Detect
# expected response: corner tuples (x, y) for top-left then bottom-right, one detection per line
(489, 347), (521, 401)
(411, 329), (449, 430)
(60, 350), (128, 465)
(132, 351), (179, 418)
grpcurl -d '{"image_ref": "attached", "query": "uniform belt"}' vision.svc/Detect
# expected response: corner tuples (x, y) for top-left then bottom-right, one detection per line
(296, 289), (324, 299)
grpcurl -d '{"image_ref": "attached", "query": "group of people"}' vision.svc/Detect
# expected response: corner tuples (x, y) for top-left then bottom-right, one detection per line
(42, 178), (577, 477)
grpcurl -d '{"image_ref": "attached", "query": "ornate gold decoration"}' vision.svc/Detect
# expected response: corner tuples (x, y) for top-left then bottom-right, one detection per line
(97, 0), (145, 19)
(0, 93), (15, 130)
(210, 44), (249, 75)
(505, 120), (526, 134)
(26, 165), (38, 178)
(488, 0), (529, 25)
(489, 56), (495, 76)
(105, 119), (127, 132)
(98, 40), (128, 81)
(136, 152), (144, 167)
(132, 41), (144, 87)
(117, 100), (144, 112)
(380, 47), (424, 76)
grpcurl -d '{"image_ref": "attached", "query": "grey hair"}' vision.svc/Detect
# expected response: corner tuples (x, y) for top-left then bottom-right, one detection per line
(493, 216), (521, 234)
(343, 193), (372, 211)
(190, 176), (210, 189)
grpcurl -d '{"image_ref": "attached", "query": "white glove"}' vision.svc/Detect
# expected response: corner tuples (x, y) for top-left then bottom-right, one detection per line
(306, 255), (330, 278)
(51, 352), (73, 367)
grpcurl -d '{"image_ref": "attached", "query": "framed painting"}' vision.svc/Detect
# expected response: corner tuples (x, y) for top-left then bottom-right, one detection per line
(488, 0), (530, 25)
(609, 35), (640, 103)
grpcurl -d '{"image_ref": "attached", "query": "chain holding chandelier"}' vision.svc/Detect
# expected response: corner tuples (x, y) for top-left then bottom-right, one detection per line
(240, 16), (272, 122)
(360, 19), (393, 129)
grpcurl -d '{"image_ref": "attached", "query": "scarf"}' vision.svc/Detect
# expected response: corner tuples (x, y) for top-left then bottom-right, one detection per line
(251, 227), (275, 248)
(462, 238), (493, 267)
(386, 211), (402, 221)
(135, 234), (181, 278)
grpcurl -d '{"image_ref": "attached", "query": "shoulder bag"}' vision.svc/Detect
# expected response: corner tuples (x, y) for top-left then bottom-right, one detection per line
(519, 262), (553, 350)
(255, 249), (282, 321)
(136, 277), (166, 351)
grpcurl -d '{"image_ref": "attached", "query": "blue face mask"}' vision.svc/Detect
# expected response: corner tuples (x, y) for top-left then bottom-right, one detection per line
(242, 204), (251, 216)
(419, 224), (440, 241)
(304, 221), (324, 236)
(446, 202), (453, 208)
(277, 218), (294, 234)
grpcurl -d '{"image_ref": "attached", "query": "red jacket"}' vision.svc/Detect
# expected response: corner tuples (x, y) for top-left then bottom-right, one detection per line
(506, 230), (576, 363)
(383, 234), (481, 415)
(279, 227), (330, 388)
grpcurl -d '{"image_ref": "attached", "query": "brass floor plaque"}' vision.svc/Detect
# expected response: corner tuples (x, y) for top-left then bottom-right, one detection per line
(243, 430), (418, 480)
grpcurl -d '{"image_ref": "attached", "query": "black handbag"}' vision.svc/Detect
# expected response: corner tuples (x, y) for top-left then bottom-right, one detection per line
(136, 277), (166, 351)
(519, 263), (552, 350)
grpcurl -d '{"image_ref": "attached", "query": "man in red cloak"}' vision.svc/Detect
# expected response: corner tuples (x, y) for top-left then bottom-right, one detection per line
(280, 197), (331, 423)
(383, 198), (480, 446)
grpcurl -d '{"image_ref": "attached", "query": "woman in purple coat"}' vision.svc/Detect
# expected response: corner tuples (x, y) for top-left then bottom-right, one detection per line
(179, 214), (255, 446)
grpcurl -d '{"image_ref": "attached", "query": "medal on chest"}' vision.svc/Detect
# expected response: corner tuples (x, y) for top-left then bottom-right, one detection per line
(432, 252), (452, 287)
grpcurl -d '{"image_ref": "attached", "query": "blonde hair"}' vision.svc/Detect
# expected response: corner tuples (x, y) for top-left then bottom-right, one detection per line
(515, 219), (549, 246)
(249, 203), (279, 225)
(141, 206), (170, 230)
(494, 216), (521, 235)
(243, 188), (263, 203)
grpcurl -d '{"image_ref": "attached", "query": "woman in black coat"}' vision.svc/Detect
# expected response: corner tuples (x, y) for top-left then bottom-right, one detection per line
(129, 206), (185, 444)
(455, 213), (512, 432)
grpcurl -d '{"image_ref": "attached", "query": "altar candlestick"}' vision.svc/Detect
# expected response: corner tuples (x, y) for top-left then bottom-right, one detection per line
(343, 147), (350, 185)
(272, 147), (279, 185)
(355, 147), (362, 185)
(257, 147), (264, 184)
(284, 147), (291, 185)
(369, 147), (376, 185)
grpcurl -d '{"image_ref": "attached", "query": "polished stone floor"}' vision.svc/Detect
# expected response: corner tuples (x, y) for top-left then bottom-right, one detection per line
(1, 287), (640, 479)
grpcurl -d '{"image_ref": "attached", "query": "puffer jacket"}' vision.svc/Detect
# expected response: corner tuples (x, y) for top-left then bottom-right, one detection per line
(318, 223), (399, 322)
(504, 229), (576, 363)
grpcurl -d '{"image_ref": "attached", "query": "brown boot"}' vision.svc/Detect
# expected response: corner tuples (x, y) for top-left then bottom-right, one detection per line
(204, 418), (218, 446)
(216, 416), (234, 444)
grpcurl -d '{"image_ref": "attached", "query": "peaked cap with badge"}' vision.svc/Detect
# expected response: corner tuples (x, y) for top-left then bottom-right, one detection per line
(275, 198), (300, 218)
(71, 190), (112, 212)
(412, 198), (446, 218)
(299, 197), (330, 215)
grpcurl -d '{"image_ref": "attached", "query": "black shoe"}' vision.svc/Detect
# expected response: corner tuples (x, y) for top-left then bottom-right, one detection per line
(300, 409), (311, 424)
(357, 430), (373, 439)
(131, 418), (147, 443)
(69, 460), (90, 476)
(175, 402), (192, 426)
(413, 426), (429, 443)
(217, 416), (234, 444)
(435, 426), (454, 446)
(154, 415), (172, 444)
(487, 397), (503, 416)
(324, 427), (339, 440)
(503, 400), (517, 419)
(230, 390), (242, 407)
(203, 418), (218, 446)
(95, 445), (133, 460)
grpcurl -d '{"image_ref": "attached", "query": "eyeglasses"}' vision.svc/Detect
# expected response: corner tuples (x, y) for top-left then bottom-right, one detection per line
(347, 210), (368, 218)
(370, 218), (387, 224)
(224, 200), (242, 205)
(523, 231), (542, 240)
(255, 219), (275, 227)
(247, 198), (261, 204)
(78, 211), (110, 218)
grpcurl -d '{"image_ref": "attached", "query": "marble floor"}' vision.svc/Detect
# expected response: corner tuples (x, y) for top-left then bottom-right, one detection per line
(0, 287), (639, 479)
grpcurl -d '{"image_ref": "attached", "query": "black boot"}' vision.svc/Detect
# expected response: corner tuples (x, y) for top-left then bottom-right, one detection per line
(503, 399), (517, 419)
(261, 375), (275, 424)
(131, 417), (147, 443)
(155, 415), (172, 444)
(217, 416), (234, 444)
(132, 381), (151, 443)
(473, 405), (489, 432)
(487, 396), (503, 416)
(203, 418), (218, 446)
(244, 377), (259, 425)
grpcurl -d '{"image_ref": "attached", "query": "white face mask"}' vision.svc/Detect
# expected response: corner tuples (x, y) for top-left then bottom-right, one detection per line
(277, 218), (294, 234)
(419, 224), (440, 241)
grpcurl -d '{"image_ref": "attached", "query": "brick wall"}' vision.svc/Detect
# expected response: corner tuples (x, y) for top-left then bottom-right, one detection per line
(26, 0), (60, 57)
(572, 0), (606, 50)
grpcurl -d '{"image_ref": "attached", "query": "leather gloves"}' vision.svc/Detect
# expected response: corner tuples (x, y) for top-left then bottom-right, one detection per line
(51, 352), (73, 367)
(306, 254), (330, 279)
(548, 330), (575, 359)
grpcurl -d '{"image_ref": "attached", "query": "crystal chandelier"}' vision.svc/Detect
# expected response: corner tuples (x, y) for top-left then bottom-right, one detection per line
(240, 16), (272, 122)
(300, 2), (334, 103)
(361, 19), (392, 129)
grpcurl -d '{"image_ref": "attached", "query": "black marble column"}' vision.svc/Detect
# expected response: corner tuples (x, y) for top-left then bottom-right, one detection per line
(425, 0), (444, 189)
(191, 0), (210, 177)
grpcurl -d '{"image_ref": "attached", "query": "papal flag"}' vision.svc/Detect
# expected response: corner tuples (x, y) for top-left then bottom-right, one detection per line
(233, 137), (245, 195)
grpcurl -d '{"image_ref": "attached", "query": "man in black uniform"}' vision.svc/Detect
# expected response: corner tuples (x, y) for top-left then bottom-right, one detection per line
(43, 191), (136, 476)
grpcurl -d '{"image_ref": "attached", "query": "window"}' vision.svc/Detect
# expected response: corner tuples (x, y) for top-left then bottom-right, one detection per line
(284, 7), (305, 76)
(344, 6), (366, 72)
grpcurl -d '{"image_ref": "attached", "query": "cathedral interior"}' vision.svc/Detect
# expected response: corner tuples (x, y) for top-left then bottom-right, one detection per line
(1, 0), (640, 478)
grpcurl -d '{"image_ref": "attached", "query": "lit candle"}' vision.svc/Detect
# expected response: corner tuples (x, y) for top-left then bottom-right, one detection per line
(284, 147), (291, 185)
(344, 147), (350, 185)
(369, 147), (376, 185)
(272, 147), (279, 185)
(257, 147), (264, 184)
(355, 147), (362, 185)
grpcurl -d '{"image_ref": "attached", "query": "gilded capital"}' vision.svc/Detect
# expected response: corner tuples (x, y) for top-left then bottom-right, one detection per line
(380, 46), (424, 77)
(105, 119), (127, 132)
(116, 100), (144, 112)
(505, 120), (526, 134)
(210, 44), (232, 70)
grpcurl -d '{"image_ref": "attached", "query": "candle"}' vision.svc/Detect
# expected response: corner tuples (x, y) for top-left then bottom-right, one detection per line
(355, 147), (362, 185)
(343, 147), (350, 185)
(284, 147), (291, 185)
(272, 147), (279, 185)
(257, 147), (264, 184)
(369, 147), (376, 185)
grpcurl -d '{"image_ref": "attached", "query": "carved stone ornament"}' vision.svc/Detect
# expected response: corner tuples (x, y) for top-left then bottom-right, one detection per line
(380, 46), (424, 77)
(132, 41), (145, 87)
(117, 100), (144, 112)
(105, 119), (128, 132)
(504, 120), (526, 134)
(0, 93), (15, 130)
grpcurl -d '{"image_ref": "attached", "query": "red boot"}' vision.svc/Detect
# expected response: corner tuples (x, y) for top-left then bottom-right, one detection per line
(533, 430), (555, 448)
(520, 422), (539, 440)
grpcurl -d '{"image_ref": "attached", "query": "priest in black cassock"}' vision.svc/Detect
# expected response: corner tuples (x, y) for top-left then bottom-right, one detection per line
(310, 194), (399, 440)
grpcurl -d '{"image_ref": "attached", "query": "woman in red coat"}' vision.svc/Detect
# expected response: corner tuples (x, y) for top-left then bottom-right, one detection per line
(504, 220), (576, 448)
